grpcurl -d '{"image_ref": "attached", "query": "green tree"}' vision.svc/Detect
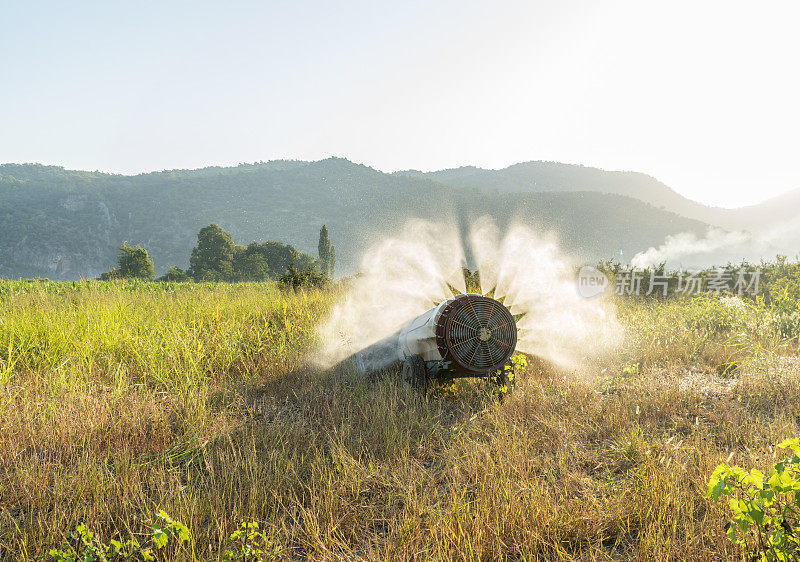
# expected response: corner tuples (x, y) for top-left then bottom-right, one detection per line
(99, 243), (154, 280)
(233, 241), (308, 279)
(232, 246), (270, 281)
(188, 224), (235, 280)
(156, 266), (189, 282)
(317, 224), (335, 278)
(292, 250), (318, 272)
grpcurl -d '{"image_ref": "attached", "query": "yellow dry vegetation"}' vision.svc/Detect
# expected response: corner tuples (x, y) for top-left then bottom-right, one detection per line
(0, 280), (798, 560)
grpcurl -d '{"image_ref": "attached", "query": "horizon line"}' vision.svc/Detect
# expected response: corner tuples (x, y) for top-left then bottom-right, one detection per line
(1, 157), (796, 211)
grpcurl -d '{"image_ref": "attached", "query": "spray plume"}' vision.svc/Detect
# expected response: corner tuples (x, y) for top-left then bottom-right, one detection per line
(630, 228), (751, 269)
(631, 220), (800, 270)
(317, 217), (621, 371)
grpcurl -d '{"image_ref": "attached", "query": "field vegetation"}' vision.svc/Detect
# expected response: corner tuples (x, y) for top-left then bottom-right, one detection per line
(1, 265), (800, 559)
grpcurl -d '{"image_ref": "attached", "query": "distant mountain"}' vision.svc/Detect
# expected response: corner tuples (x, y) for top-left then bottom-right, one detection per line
(396, 162), (721, 223)
(397, 161), (799, 232)
(723, 187), (800, 230)
(0, 158), (748, 280)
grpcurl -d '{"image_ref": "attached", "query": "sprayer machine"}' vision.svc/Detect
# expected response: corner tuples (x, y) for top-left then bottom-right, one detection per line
(350, 293), (518, 393)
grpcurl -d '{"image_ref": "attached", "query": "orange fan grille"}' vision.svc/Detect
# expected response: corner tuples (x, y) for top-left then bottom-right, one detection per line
(435, 294), (517, 374)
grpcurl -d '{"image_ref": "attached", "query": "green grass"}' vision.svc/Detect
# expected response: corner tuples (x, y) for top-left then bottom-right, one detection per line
(1, 280), (800, 559)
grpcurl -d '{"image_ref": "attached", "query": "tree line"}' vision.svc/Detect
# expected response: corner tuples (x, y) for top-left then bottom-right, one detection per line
(100, 223), (335, 286)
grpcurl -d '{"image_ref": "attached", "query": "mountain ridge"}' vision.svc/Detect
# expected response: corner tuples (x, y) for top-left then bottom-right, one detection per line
(0, 158), (790, 280)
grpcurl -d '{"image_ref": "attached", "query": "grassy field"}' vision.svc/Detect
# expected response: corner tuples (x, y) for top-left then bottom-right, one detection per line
(1, 279), (799, 559)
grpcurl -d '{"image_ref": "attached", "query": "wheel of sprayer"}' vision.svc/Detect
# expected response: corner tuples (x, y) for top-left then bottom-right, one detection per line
(402, 354), (428, 393)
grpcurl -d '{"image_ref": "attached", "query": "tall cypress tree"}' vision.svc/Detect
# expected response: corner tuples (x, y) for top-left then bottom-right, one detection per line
(317, 224), (335, 278)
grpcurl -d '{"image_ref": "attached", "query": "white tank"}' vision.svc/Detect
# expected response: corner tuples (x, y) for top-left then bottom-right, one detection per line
(349, 294), (517, 376)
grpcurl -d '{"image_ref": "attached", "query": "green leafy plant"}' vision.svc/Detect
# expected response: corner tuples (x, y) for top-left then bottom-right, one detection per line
(485, 353), (525, 400)
(224, 522), (283, 561)
(510, 352), (528, 373)
(48, 511), (190, 561)
(151, 510), (191, 551)
(708, 438), (800, 561)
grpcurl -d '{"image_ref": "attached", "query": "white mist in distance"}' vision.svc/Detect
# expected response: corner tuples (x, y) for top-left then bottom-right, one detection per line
(631, 222), (800, 269)
(317, 217), (621, 371)
(631, 229), (752, 269)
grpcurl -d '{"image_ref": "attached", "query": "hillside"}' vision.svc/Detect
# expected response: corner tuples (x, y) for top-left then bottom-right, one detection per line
(1, 159), (714, 279)
(397, 162), (723, 224)
(724, 187), (800, 230)
(397, 161), (800, 232)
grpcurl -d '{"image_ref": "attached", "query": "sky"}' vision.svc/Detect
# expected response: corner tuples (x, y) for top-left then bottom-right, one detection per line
(1, 0), (799, 208)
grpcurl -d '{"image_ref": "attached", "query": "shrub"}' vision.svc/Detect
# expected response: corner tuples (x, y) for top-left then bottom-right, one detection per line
(708, 439), (800, 561)
(279, 264), (328, 289)
(156, 265), (190, 282)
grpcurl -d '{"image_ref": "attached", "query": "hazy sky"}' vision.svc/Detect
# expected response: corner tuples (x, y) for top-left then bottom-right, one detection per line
(2, 1), (798, 208)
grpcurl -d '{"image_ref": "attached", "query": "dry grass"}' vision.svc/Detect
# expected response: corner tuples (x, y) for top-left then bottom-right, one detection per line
(0, 280), (798, 559)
